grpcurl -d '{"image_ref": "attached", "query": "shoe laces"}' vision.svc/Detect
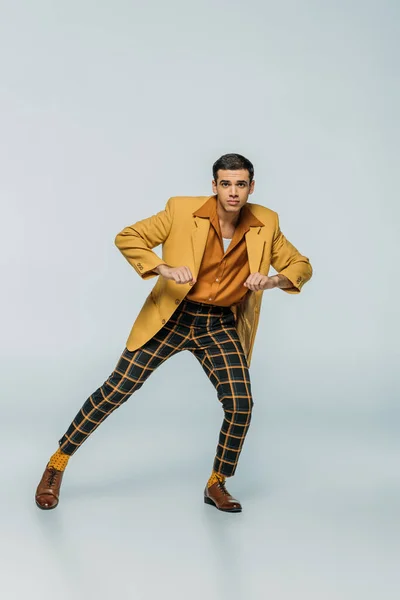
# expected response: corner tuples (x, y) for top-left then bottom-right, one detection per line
(217, 480), (229, 496)
(46, 467), (58, 488)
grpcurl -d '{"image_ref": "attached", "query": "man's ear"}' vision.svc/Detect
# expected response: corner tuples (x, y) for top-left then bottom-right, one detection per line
(249, 180), (255, 194)
(212, 179), (217, 194)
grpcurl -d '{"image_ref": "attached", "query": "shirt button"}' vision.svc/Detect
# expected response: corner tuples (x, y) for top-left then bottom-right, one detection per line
(162, 319), (166, 324)
(208, 297), (212, 301)
(215, 278), (219, 282)
(175, 299), (180, 304)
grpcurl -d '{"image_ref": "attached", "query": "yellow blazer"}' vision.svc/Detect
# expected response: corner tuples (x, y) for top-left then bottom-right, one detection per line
(115, 196), (313, 366)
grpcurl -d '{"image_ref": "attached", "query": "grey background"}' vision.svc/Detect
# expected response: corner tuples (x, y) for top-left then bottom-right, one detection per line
(0, 1), (399, 599)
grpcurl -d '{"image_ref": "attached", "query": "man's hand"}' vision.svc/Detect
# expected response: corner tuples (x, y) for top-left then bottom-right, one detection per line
(244, 273), (279, 292)
(155, 264), (196, 285)
(244, 273), (294, 291)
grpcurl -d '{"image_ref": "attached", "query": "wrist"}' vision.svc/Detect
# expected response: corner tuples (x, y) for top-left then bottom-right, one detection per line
(154, 263), (169, 275)
(272, 275), (281, 288)
(274, 274), (294, 290)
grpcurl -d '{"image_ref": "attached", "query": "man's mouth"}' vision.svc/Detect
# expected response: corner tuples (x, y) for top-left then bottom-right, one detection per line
(227, 200), (239, 205)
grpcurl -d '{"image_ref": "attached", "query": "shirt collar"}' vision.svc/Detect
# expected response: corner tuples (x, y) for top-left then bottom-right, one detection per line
(193, 195), (264, 229)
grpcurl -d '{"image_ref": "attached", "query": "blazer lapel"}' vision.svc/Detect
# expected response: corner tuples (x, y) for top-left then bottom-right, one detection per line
(191, 217), (210, 275)
(245, 227), (265, 274)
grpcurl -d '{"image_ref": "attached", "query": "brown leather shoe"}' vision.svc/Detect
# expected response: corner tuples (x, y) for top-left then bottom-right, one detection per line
(35, 464), (64, 510)
(204, 480), (242, 513)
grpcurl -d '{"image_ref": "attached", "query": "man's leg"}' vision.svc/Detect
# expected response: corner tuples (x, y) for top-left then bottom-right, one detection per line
(56, 345), (171, 457)
(190, 310), (253, 512)
(35, 312), (190, 509)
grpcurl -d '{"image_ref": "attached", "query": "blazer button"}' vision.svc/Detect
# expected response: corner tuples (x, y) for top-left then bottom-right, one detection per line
(162, 319), (166, 324)
(175, 299), (180, 305)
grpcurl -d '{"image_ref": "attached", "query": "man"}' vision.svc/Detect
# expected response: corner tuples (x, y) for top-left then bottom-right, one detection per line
(35, 153), (313, 513)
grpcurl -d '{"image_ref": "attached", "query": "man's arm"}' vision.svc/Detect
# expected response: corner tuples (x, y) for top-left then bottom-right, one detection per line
(270, 213), (313, 293)
(114, 198), (174, 280)
(273, 274), (295, 289)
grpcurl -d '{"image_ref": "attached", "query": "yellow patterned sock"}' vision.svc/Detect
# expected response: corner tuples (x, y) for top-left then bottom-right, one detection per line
(48, 448), (70, 471)
(207, 470), (226, 488)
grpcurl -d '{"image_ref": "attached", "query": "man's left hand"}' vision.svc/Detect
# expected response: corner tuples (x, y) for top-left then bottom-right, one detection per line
(243, 273), (278, 292)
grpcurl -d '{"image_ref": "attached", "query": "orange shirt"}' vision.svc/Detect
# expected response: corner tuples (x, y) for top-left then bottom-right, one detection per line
(186, 196), (264, 307)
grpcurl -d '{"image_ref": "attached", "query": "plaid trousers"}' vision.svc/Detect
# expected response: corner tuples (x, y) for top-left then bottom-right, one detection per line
(58, 299), (254, 477)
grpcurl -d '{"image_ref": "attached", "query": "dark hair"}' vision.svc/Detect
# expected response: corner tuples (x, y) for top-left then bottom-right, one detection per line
(212, 153), (254, 183)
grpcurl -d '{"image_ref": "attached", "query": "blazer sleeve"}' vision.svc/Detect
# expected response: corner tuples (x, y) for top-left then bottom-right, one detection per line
(114, 197), (174, 280)
(270, 213), (313, 294)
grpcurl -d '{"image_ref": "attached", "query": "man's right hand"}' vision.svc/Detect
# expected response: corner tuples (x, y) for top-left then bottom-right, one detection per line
(155, 264), (196, 285)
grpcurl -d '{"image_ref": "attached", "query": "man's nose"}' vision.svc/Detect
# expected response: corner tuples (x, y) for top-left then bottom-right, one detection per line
(230, 186), (238, 196)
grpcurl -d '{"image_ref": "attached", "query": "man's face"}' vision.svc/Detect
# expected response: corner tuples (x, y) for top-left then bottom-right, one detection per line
(212, 169), (255, 214)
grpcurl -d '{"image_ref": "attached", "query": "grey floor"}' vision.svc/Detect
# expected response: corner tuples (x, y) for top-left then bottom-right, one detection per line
(1, 352), (399, 600)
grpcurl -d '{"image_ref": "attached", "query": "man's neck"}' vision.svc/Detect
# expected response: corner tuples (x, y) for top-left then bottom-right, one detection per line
(216, 201), (242, 229)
